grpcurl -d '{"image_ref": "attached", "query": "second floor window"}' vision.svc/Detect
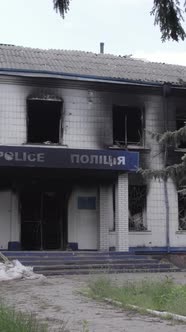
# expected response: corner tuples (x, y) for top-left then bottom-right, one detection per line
(27, 98), (62, 144)
(113, 105), (143, 147)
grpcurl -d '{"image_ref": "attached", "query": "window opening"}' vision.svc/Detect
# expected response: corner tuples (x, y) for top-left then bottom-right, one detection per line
(109, 184), (116, 231)
(178, 190), (186, 230)
(27, 99), (62, 144)
(113, 106), (143, 147)
(176, 111), (186, 148)
(129, 185), (147, 231)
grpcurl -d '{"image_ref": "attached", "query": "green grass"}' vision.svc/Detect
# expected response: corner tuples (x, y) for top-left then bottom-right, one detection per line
(0, 305), (48, 332)
(87, 276), (186, 316)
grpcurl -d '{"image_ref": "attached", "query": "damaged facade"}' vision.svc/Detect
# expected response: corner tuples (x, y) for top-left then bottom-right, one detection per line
(0, 44), (186, 253)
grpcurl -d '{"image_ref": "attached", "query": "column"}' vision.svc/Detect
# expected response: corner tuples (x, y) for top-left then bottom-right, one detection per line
(115, 173), (129, 252)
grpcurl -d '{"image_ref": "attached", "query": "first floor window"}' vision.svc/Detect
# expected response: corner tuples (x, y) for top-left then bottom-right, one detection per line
(129, 185), (147, 231)
(176, 109), (186, 149)
(178, 191), (186, 230)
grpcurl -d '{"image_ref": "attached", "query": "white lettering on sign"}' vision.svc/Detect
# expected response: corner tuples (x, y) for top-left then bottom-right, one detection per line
(117, 156), (125, 165)
(0, 151), (45, 163)
(71, 153), (126, 167)
(80, 155), (89, 164)
(90, 155), (98, 164)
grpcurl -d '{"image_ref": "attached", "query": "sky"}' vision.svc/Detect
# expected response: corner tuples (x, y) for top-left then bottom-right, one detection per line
(1, 0), (186, 65)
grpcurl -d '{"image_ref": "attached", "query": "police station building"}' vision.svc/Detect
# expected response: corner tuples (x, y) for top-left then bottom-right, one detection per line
(0, 44), (186, 253)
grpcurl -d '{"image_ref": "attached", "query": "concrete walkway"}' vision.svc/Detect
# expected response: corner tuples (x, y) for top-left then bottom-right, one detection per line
(0, 272), (186, 331)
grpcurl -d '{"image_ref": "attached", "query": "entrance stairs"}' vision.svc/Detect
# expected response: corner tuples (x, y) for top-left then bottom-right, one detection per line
(2, 251), (180, 276)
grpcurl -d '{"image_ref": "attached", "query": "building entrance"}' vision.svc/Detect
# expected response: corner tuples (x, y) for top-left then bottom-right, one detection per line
(20, 185), (68, 250)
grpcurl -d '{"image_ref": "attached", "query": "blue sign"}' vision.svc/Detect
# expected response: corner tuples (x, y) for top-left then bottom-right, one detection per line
(0, 146), (139, 171)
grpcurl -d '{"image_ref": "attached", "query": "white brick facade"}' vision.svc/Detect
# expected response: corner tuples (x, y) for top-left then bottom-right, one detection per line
(0, 76), (185, 251)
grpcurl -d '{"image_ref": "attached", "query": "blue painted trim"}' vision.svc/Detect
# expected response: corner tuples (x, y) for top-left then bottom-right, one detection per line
(130, 247), (186, 254)
(0, 67), (166, 87)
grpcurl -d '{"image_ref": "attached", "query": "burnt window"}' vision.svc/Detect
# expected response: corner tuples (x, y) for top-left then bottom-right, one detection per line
(129, 185), (147, 231)
(113, 106), (143, 146)
(27, 99), (62, 144)
(176, 111), (186, 148)
(178, 191), (186, 230)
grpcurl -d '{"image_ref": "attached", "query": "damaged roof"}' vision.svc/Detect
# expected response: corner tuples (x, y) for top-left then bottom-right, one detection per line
(0, 44), (186, 86)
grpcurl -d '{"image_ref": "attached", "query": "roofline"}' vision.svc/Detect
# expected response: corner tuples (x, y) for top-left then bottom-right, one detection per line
(0, 67), (172, 88)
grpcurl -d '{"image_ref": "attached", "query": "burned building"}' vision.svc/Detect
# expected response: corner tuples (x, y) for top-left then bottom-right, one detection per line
(0, 44), (185, 253)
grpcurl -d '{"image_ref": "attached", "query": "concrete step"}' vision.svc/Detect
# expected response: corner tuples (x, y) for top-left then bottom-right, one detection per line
(33, 262), (174, 271)
(16, 258), (161, 266)
(37, 267), (180, 276)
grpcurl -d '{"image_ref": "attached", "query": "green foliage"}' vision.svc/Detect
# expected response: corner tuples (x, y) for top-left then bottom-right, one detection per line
(141, 127), (186, 184)
(0, 305), (47, 332)
(151, 0), (186, 41)
(53, 0), (70, 18)
(88, 276), (186, 316)
(159, 126), (186, 146)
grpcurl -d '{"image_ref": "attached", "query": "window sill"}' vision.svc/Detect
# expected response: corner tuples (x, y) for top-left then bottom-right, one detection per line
(23, 143), (68, 149)
(176, 231), (186, 234)
(129, 231), (151, 235)
(174, 149), (186, 153)
(109, 145), (150, 151)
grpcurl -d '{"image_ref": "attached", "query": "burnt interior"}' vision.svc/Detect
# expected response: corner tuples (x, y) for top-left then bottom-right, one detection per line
(129, 185), (147, 231)
(27, 99), (62, 144)
(113, 106), (142, 146)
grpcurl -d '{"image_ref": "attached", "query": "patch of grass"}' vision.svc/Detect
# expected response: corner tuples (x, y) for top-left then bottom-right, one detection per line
(87, 276), (186, 316)
(0, 305), (47, 332)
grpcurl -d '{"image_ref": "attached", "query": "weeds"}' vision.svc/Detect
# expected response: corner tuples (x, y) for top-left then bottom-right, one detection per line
(0, 304), (47, 332)
(87, 276), (186, 316)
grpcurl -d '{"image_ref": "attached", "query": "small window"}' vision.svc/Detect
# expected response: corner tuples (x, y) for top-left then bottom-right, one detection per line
(113, 105), (143, 147)
(176, 110), (186, 148)
(27, 98), (62, 144)
(78, 197), (96, 210)
(129, 185), (147, 231)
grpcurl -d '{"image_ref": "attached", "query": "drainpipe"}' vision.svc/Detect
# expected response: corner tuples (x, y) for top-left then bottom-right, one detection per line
(162, 83), (172, 253)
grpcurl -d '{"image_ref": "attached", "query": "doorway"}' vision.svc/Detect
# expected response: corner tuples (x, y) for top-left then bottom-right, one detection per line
(21, 188), (64, 250)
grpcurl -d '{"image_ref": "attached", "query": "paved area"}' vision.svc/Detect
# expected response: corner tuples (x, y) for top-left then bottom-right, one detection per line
(0, 272), (186, 331)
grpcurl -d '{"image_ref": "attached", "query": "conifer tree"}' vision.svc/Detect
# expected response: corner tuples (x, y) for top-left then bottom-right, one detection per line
(53, 1), (186, 42)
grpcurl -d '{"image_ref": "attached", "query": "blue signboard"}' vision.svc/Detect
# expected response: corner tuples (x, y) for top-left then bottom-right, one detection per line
(0, 146), (139, 171)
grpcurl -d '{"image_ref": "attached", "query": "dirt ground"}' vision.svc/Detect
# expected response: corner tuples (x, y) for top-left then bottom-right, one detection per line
(1, 272), (186, 332)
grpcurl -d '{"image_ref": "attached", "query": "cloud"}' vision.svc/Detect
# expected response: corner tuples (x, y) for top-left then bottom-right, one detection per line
(133, 51), (186, 66)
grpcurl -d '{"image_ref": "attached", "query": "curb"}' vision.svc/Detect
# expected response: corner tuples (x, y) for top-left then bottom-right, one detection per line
(104, 298), (186, 322)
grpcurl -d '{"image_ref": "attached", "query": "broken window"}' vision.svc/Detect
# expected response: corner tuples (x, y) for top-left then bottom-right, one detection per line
(113, 106), (143, 147)
(27, 98), (62, 144)
(176, 110), (186, 148)
(178, 190), (186, 230)
(129, 185), (147, 231)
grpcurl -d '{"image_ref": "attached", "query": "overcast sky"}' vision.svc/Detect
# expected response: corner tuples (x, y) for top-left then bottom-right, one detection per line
(1, 0), (186, 65)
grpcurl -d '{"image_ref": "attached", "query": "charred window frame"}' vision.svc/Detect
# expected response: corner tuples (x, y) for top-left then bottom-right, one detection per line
(129, 185), (147, 231)
(27, 98), (63, 144)
(112, 105), (144, 147)
(178, 190), (186, 230)
(109, 184), (116, 232)
(176, 110), (186, 149)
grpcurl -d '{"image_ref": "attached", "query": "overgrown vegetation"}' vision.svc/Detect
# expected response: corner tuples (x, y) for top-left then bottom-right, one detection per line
(0, 305), (47, 332)
(87, 277), (186, 316)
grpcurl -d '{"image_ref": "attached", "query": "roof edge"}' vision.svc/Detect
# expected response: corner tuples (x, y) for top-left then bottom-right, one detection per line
(0, 67), (166, 88)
